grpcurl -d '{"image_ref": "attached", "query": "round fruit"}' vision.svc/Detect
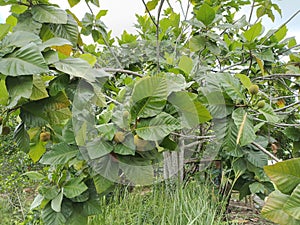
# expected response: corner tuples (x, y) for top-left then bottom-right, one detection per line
(123, 111), (130, 118)
(257, 100), (265, 108)
(134, 135), (148, 150)
(114, 131), (125, 143)
(0, 117), (3, 125)
(1, 126), (10, 135)
(40, 132), (51, 142)
(249, 84), (259, 95)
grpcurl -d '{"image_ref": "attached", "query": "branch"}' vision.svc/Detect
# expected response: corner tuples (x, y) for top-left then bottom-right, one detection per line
(184, 140), (207, 148)
(141, 0), (158, 27)
(251, 142), (280, 162)
(262, 9), (300, 45)
(103, 68), (144, 77)
(274, 101), (300, 112)
(252, 74), (300, 81)
(253, 118), (300, 127)
(171, 132), (215, 140)
(156, 0), (166, 72)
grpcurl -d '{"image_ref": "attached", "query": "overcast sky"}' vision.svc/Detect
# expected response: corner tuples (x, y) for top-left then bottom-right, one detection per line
(0, 0), (299, 40)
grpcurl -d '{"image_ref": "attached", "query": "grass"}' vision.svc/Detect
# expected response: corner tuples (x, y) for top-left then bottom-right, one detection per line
(89, 181), (227, 225)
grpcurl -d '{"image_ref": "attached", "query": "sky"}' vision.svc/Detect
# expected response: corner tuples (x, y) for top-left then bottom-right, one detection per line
(0, 0), (299, 40)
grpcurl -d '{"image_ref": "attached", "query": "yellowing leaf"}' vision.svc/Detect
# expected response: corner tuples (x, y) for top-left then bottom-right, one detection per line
(52, 44), (73, 56)
(79, 53), (97, 66)
(29, 141), (46, 163)
(255, 56), (264, 75)
(276, 99), (285, 108)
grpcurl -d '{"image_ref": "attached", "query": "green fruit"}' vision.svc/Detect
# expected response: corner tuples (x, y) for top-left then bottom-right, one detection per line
(0, 117), (3, 125)
(1, 126), (10, 135)
(123, 111), (130, 118)
(114, 131), (125, 143)
(249, 84), (259, 95)
(40, 132), (51, 142)
(257, 100), (265, 108)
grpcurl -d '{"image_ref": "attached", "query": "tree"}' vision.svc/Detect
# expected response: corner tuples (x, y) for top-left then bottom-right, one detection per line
(0, 0), (299, 224)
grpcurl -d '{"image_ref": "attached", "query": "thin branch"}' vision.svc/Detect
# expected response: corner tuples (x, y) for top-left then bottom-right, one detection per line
(252, 74), (300, 81)
(270, 94), (300, 101)
(253, 118), (300, 127)
(171, 132), (215, 140)
(262, 9), (300, 45)
(274, 101), (300, 112)
(219, 57), (250, 72)
(156, 0), (166, 72)
(247, 0), (256, 24)
(103, 68), (144, 77)
(184, 140), (207, 148)
(141, 0), (158, 27)
(251, 142), (280, 162)
(104, 94), (122, 106)
(86, 1), (94, 15)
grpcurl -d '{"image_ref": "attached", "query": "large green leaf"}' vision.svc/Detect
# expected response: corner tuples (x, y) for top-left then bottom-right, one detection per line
(86, 138), (114, 159)
(178, 55), (193, 74)
(6, 75), (33, 108)
(195, 3), (215, 26)
(136, 112), (181, 141)
(42, 201), (73, 225)
(264, 158), (300, 194)
(53, 57), (94, 81)
(63, 177), (88, 198)
(284, 184), (300, 220)
(168, 91), (211, 128)
(243, 22), (263, 42)
(245, 148), (268, 168)
(219, 73), (246, 102)
(40, 142), (78, 165)
(165, 73), (187, 95)
(232, 108), (256, 146)
(258, 103), (279, 123)
(262, 190), (300, 225)
(93, 175), (113, 194)
(1, 31), (41, 49)
(131, 75), (168, 118)
(51, 191), (63, 212)
(30, 75), (49, 101)
(49, 15), (79, 46)
(284, 127), (300, 141)
(40, 37), (72, 51)
(14, 122), (30, 153)
(21, 92), (71, 126)
(68, 0), (80, 7)
(0, 43), (49, 76)
(14, 12), (42, 35)
(32, 5), (68, 24)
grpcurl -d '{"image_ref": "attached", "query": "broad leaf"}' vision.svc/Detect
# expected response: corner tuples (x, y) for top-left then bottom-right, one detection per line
(245, 148), (268, 168)
(168, 91), (211, 128)
(32, 5), (68, 24)
(0, 79), (9, 105)
(258, 103), (279, 123)
(131, 75), (168, 118)
(93, 175), (113, 194)
(178, 55), (193, 74)
(0, 23), (10, 41)
(13, 12), (42, 35)
(1, 31), (41, 49)
(42, 201), (72, 225)
(40, 37), (72, 51)
(264, 158), (300, 194)
(30, 75), (49, 101)
(86, 138), (114, 159)
(235, 74), (252, 89)
(51, 191), (63, 212)
(196, 3), (215, 26)
(146, 0), (159, 11)
(0, 43), (49, 76)
(219, 73), (245, 102)
(284, 184), (300, 220)
(232, 108), (256, 146)
(49, 15), (79, 46)
(243, 22), (263, 42)
(29, 141), (47, 163)
(6, 76), (33, 108)
(53, 57), (94, 81)
(283, 127), (300, 142)
(14, 122), (30, 153)
(23, 171), (44, 181)
(40, 142), (78, 165)
(63, 177), (88, 198)
(262, 190), (300, 225)
(136, 112), (181, 141)
(68, 0), (80, 7)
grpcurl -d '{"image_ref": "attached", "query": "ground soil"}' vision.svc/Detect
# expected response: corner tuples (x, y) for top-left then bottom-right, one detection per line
(226, 199), (275, 225)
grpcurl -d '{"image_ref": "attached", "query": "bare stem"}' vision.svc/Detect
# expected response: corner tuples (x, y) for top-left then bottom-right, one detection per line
(103, 68), (144, 77)
(252, 142), (280, 162)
